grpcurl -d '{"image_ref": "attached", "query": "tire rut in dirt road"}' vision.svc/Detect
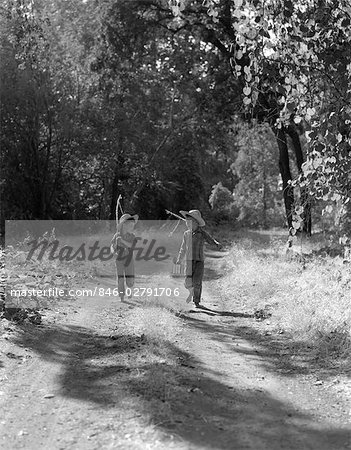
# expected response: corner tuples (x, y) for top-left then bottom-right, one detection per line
(1, 261), (351, 450)
(167, 251), (351, 450)
(178, 311), (351, 450)
(0, 291), (171, 450)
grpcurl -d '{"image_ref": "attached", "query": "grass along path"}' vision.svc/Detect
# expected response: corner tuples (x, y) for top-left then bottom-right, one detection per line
(0, 244), (351, 449)
(179, 250), (351, 449)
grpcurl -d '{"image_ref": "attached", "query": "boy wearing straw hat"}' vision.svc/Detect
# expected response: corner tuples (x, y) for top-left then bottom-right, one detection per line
(110, 213), (139, 302)
(176, 209), (221, 308)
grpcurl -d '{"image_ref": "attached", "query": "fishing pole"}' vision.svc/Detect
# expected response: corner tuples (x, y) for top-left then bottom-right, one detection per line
(115, 194), (124, 230)
(165, 209), (186, 221)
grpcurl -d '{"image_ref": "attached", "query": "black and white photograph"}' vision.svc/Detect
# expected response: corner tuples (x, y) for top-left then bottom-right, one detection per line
(0, 0), (351, 449)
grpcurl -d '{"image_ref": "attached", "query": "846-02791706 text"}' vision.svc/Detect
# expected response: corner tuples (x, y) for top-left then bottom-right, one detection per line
(95, 287), (180, 297)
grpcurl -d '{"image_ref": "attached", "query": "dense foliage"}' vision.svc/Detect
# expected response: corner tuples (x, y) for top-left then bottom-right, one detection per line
(1, 0), (350, 236)
(167, 0), (351, 234)
(1, 0), (239, 222)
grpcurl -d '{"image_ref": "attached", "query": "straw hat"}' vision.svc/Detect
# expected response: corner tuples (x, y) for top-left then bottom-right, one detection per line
(119, 213), (139, 225)
(179, 209), (205, 227)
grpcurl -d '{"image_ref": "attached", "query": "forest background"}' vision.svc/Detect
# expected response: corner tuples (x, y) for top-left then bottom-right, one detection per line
(1, 0), (350, 239)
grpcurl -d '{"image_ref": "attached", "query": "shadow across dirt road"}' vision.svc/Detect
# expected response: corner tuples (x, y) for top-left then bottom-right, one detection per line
(181, 311), (351, 381)
(125, 352), (351, 450)
(10, 320), (351, 450)
(180, 306), (253, 319)
(197, 305), (254, 318)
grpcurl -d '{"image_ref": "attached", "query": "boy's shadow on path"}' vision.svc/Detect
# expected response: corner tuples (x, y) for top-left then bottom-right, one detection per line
(11, 320), (351, 450)
(194, 305), (254, 318)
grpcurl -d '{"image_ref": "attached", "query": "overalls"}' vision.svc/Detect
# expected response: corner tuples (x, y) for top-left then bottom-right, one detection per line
(111, 231), (136, 298)
(178, 228), (217, 305)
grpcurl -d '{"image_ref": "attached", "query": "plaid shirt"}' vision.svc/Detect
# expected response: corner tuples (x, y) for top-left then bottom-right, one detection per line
(178, 228), (218, 262)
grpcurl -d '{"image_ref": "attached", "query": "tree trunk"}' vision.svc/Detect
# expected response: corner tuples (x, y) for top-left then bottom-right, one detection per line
(287, 124), (304, 170)
(302, 191), (312, 235)
(287, 124), (312, 235)
(262, 163), (267, 228)
(275, 127), (294, 229)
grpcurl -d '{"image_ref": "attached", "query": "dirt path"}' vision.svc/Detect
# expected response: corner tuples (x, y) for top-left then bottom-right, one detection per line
(1, 251), (351, 450)
(177, 252), (351, 449)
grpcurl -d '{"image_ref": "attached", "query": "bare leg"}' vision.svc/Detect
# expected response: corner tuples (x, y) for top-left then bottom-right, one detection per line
(184, 260), (194, 304)
(186, 287), (194, 303)
(116, 259), (126, 301)
(125, 256), (135, 299)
